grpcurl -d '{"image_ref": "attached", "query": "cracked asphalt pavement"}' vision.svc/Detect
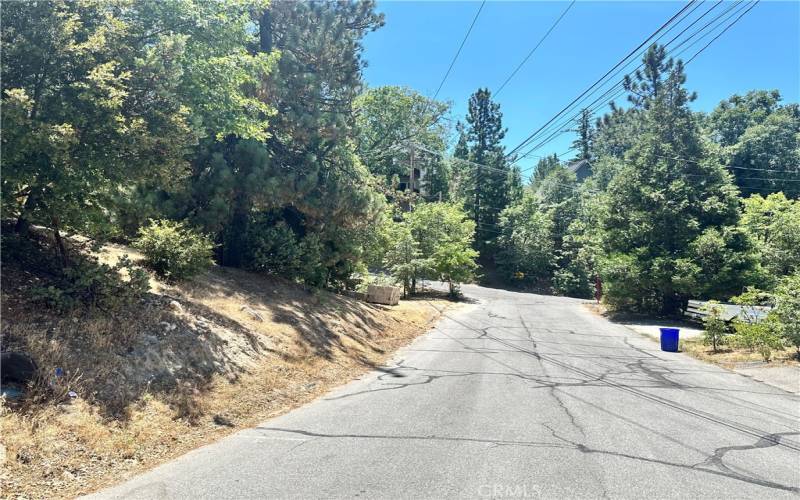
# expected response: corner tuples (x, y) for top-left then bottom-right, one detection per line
(91, 284), (800, 499)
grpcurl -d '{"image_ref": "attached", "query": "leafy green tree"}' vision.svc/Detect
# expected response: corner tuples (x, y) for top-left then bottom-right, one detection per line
(708, 90), (782, 146)
(384, 224), (422, 297)
(701, 301), (728, 353)
(741, 193), (800, 279)
(1, 0), (275, 265)
(383, 221), (425, 298)
(354, 86), (450, 180)
(433, 243), (479, 297)
(497, 193), (555, 285)
(384, 202), (478, 296)
(772, 273), (800, 354)
(406, 202), (476, 258)
(726, 111), (800, 197)
(410, 203), (478, 296)
(708, 90), (800, 197)
(731, 288), (784, 362)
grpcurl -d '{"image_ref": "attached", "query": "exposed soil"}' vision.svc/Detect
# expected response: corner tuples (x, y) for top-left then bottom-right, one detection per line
(0, 243), (454, 499)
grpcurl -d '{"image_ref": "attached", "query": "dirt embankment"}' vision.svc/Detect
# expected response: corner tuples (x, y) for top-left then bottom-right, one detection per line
(0, 245), (452, 499)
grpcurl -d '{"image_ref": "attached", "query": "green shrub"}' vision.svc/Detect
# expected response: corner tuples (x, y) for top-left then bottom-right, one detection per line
(31, 255), (149, 312)
(245, 222), (302, 278)
(244, 219), (330, 287)
(701, 301), (728, 353)
(772, 273), (800, 354)
(135, 219), (214, 279)
(298, 232), (328, 287)
(433, 242), (479, 297)
(731, 319), (784, 362)
(730, 287), (784, 361)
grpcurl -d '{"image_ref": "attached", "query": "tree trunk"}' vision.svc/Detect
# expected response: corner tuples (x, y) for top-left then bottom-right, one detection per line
(15, 192), (39, 236)
(51, 215), (68, 269)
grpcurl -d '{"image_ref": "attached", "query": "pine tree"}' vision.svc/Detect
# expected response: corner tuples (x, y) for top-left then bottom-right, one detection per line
(454, 121), (470, 160)
(462, 88), (509, 247)
(599, 45), (748, 314)
(530, 154), (561, 187)
(506, 165), (524, 205)
(187, 1), (385, 273)
(571, 108), (595, 162)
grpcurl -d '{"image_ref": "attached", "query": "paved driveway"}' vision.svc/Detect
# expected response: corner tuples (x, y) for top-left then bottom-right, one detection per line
(90, 284), (800, 499)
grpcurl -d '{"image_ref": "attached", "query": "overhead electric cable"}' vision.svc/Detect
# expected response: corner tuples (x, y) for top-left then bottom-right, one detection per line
(513, 0), (755, 162)
(505, 0), (699, 158)
(431, 0), (487, 101)
(494, 0), (577, 96)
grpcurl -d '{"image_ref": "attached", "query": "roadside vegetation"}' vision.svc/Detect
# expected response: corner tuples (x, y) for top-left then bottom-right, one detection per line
(1, 234), (451, 498)
(1, 0), (798, 494)
(0, 1), (467, 496)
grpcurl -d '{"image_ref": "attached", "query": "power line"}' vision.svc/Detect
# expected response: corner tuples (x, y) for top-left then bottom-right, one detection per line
(511, 0), (742, 161)
(513, 0), (756, 161)
(369, 1), (486, 163)
(431, 0), (487, 101)
(685, 0), (760, 64)
(494, 0), (577, 96)
(505, 0), (699, 159)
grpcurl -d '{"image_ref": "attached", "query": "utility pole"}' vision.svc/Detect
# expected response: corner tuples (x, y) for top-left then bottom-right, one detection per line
(474, 162), (481, 236)
(408, 142), (415, 195)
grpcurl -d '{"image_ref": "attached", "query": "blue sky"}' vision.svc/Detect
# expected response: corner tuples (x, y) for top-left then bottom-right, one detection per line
(361, 1), (800, 174)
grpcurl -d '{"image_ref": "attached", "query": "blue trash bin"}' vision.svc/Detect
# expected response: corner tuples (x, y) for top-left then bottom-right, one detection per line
(660, 327), (680, 352)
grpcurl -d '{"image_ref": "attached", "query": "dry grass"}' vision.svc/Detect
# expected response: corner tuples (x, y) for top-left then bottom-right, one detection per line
(583, 303), (799, 368)
(0, 242), (454, 499)
(679, 338), (800, 368)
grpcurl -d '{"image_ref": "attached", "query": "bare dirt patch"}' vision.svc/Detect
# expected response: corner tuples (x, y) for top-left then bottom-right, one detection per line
(1, 245), (455, 499)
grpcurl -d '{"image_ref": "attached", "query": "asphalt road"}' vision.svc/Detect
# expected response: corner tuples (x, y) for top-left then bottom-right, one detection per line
(91, 284), (800, 499)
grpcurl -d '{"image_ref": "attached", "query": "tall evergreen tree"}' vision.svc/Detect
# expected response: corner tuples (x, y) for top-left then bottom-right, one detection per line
(422, 157), (452, 202)
(599, 45), (750, 314)
(454, 121), (470, 160)
(462, 88), (509, 246)
(186, 0), (385, 272)
(571, 108), (595, 162)
(529, 154), (561, 187)
(506, 165), (524, 205)
(450, 121), (471, 202)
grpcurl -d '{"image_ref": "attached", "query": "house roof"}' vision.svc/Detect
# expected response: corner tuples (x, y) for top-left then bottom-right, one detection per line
(567, 159), (590, 172)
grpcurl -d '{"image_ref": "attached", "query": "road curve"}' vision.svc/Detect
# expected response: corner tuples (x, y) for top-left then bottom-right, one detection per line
(90, 284), (800, 499)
